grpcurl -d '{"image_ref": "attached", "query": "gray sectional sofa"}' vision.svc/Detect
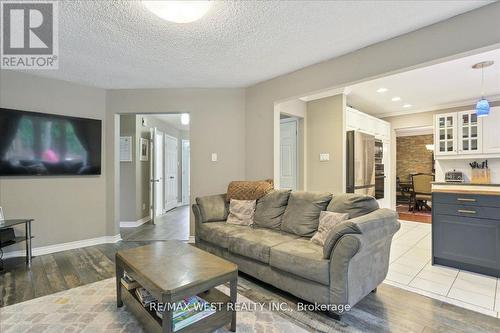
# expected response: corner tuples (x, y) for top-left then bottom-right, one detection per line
(192, 190), (400, 318)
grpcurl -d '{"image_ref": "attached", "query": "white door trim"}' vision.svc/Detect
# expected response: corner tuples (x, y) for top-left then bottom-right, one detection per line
(181, 139), (190, 205)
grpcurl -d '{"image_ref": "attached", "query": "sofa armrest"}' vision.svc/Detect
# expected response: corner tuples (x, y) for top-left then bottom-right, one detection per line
(194, 194), (229, 223)
(327, 209), (400, 310)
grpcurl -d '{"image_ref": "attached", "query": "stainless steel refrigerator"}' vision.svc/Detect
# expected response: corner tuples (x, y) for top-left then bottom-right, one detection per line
(346, 130), (375, 196)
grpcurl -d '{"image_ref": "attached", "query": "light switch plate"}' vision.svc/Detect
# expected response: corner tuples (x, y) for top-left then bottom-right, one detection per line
(211, 153), (218, 162)
(319, 153), (330, 161)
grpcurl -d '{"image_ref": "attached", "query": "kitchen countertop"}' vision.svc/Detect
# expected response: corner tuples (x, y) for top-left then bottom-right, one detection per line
(432, 182), (500, 195)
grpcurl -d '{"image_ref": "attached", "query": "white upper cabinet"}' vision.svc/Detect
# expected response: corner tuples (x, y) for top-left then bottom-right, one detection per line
(346, 107), (390, 141)
(435, 112), (458, 156)
(434, 107), (500, 159)
(457, 110), (482, 155)
(482, 106), (500, 154)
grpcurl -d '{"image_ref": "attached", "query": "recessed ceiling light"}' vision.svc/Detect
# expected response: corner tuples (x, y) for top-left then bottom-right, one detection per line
(391, 97), (401, 102)
(142, 1), (213, 23)
(376, 88), (388, 93)
(403, 104), (412, 108)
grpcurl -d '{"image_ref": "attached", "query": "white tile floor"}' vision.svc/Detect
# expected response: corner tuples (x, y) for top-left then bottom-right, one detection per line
(383, 220), (500, 318)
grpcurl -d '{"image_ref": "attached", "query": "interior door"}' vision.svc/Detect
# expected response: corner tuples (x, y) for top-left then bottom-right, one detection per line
(280, 118), (298, 190)
(165, 135), (178, 211)
(153, 129), (164, 217)
(182, 140), (190, 205)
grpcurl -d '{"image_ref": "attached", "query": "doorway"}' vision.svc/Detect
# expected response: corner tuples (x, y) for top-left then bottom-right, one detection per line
(118, 113), (190, 242)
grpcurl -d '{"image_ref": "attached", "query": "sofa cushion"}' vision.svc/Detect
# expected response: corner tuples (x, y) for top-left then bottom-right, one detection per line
(253, 190), (291, 230)
(327, 193), (379, 219)
(198, 222), (250, 248)
(227, 180), (273, 201)
(270, 238), (330, 285)
(226, 199), (256, 226)
(228, 228), (300, 264)
(280, 191), (332, 237)
(311, 211), (349, 246)
(196, 194), (229, 222)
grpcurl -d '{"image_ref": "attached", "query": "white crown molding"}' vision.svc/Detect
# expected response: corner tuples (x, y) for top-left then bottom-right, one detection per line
(2, 234), (122, 259)
(378, 95), (500, 118)
(120, 216), (151, 228)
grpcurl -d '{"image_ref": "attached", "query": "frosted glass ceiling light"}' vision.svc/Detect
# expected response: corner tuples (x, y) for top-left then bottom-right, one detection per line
(142, 1), (212, 23)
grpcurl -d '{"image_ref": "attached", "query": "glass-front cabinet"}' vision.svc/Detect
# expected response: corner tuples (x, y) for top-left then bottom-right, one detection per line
(435, 113), (457, 156)
(458, 110), (482, 154)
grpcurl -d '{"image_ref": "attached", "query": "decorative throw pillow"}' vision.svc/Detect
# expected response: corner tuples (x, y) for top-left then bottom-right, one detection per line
(227, 180), (273, 201)
(226, 199), (256, 226)
(311, 211), (349, 246)
(280, 191), (333, 237)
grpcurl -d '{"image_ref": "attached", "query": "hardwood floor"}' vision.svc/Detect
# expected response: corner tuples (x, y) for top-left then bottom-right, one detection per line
(121, 205), (190, 241)
(1, 240), (499, 332)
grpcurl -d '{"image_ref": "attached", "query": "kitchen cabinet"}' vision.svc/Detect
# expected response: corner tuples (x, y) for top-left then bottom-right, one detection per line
(482, 106), (500, 154)
(434, 107), (500, 159)
(434, 112), (457, 156)
(457, 110), (482, 155)
(432, 191), (500, 277)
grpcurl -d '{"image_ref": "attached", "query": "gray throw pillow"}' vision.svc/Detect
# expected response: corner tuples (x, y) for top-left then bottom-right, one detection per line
(322, 221), (361, 259)
(226, 199), (256, 226)
(327, 194), (379, 219)
(253, 190), (291, 229)
(281, 191), (333, 237)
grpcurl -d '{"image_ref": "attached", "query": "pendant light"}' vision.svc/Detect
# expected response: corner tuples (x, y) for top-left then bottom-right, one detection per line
(472, 61), (494, 117)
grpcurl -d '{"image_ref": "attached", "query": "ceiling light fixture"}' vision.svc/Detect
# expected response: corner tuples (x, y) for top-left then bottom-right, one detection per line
(142, 1), (212, 23)
(181, 113), (190, 125)
(391, 97), (401, 102)
(472, 60), (494, 117)
(376, 88), (388, 93)
(403, 104), (412, 108)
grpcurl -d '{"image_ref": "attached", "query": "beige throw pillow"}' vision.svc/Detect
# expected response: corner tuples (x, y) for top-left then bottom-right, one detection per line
(226, 199), (256, 226)
(311, 211), (349, 246)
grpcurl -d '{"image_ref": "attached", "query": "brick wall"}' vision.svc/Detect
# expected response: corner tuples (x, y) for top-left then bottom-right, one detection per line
(396, 134), (434, 182)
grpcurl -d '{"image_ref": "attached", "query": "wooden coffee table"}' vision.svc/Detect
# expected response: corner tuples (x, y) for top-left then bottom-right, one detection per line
(116, 241), (238, 333)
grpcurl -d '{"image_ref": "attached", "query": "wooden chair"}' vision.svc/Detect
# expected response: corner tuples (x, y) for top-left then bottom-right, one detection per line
(410, 173), (434, 211)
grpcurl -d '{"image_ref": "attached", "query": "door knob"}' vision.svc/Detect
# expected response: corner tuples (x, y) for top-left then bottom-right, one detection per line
(170, 176), (175, 179)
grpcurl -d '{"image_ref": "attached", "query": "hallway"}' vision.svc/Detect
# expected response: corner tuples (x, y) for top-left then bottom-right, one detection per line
(120, 205), (190, 242)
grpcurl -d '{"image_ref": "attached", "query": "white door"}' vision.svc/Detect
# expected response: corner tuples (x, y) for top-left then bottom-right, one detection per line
(153, 129), (164, 217)
(182, 140), (190, 205)
(280, 118), (298, 190)
(164, 135), (178, 211)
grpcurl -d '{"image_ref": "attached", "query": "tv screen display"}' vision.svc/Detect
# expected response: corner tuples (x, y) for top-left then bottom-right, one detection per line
(0, 108), (102, 176)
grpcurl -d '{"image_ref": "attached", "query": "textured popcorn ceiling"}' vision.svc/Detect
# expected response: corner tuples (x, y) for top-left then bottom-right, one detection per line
(27, 0), (491, 89)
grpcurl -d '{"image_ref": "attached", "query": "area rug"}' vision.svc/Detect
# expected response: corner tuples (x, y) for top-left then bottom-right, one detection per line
(0, 277), (353, 333)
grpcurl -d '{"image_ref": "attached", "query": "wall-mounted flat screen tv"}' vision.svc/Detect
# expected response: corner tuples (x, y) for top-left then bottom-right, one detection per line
(0, 108), (102, 176)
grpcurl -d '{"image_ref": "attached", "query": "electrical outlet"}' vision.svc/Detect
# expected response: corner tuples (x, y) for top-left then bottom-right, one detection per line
(211, 153), (218, 162)
(142, 203), (146, 210)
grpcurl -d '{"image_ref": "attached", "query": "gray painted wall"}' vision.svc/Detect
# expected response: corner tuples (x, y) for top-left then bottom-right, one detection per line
(306, 94), (345, 193)
(0, 71), (110, 249)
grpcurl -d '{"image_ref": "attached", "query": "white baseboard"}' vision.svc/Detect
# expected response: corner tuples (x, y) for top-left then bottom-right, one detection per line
(120, 216), (150, 228)
(2, 234), (122, 259)
(188, 236), (195, 244)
